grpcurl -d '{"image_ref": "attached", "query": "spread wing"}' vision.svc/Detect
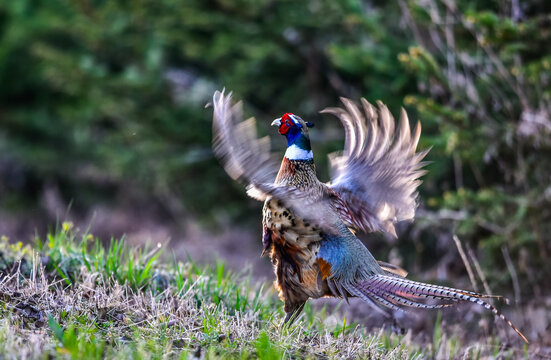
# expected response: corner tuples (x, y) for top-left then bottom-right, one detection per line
(212, 90), (340, 231)
(322, 98), (429, 237)
(212, 89), (280, 199)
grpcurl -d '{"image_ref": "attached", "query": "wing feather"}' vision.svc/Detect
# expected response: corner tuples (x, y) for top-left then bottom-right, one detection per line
(321, 98), (429, 237)
(212, 90), (281, 198)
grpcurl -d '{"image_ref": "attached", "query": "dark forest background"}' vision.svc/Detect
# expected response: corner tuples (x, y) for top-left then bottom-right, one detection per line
(0, 0), (550, 324)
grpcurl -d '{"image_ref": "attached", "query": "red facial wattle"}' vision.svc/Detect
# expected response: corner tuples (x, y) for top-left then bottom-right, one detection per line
(278, 121), (291, 135)
(278, 113), (294, 135)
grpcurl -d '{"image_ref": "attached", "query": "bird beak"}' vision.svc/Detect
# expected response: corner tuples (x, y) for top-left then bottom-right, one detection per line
(271, 118), (281, 127)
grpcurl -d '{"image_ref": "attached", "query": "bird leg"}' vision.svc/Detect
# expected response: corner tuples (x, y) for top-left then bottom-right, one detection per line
(282, 301), (306, 327)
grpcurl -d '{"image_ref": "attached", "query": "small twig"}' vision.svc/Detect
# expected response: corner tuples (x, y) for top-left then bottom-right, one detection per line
(398, 0), (426, 48)
(416, 208), (468, 222)
(31, 251), (37, 285)
(501, 245), (521, 304)
(465, 244), (494, 299)
(469, 162), (486, 188)
(511, 0), (522, 22)
(16, 260), (22, 292)
(530, 216), (548, 261)
(453, 153), (463, 190)
(452, 235), (478, 291)
(477, 220), (506, 235)
(442, 0), (531, 109)
(444, 6), (457, 91)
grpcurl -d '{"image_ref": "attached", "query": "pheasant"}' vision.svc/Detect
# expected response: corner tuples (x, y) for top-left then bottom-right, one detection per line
(211, 90), (527, 343)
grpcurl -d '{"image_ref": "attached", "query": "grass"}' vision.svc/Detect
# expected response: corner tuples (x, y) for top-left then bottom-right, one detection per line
(0, 223), (533, 359)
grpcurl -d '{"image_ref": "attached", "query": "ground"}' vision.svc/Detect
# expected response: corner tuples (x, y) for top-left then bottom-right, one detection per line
(0, 222), (547, 359)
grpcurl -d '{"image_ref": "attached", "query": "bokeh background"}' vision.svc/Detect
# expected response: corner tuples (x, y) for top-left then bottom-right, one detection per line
(0, 0), (550, 343)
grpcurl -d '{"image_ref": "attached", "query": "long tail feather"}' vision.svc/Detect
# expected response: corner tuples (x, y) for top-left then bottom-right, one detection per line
(373, 288), (457, 310)
(345, 285), (398, 316)
(346, 283), (454, 316)
(354, 274), (528, 343)
(367, 275), (505, 301)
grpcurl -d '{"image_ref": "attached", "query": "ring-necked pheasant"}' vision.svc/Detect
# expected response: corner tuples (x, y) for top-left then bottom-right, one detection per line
(211, 90), (527, 343)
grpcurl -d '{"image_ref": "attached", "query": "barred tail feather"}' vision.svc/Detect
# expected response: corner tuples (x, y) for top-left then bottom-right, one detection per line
(366, 274), (505, 301)
(373, 288), (457, 310)
(352, 282), (457, 312)
(345, 285), (400, 316)
(354, 274), (528, 343)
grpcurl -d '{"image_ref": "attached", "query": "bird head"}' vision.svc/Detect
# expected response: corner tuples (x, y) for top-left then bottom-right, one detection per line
(271, 113), (314, 144)
(271, 113), (314, 160)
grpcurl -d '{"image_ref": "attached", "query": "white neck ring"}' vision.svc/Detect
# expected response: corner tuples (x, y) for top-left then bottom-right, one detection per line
(284, 144), (313, 160)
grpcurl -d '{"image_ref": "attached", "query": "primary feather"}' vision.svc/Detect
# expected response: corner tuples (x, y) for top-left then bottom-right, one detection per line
(211, 90), (528, 343)
(323, 98), (429, 237)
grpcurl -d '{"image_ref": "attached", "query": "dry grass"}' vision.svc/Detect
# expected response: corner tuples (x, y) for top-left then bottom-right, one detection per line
(0, 224), (542, 359)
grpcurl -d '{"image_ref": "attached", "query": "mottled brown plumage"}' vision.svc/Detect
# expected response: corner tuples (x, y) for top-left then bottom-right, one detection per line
(263, 158), (328, 320)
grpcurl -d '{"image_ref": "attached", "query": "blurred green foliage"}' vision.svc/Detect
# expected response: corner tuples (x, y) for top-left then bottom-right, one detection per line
(0, 0), (412, 219)
(400, 0), (551, 292)
(0, 0), (549, 292)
